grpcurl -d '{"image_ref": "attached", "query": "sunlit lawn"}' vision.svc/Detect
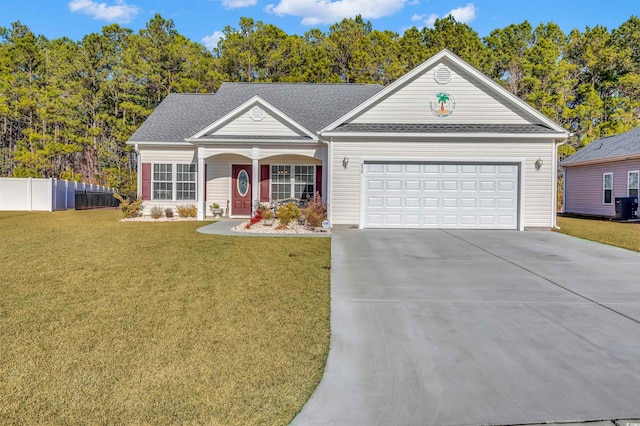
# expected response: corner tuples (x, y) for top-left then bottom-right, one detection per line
(0, 209), (330, 425)
(557, 216), (640, 252)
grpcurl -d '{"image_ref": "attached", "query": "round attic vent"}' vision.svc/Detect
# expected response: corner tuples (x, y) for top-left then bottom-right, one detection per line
(434, 66), (451, 84)
(250, 106), (265, 121)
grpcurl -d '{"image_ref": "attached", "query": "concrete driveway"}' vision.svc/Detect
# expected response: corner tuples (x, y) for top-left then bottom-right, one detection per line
(293, 228), (640, 425)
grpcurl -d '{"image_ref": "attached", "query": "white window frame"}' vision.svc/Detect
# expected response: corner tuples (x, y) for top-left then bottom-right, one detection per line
(628, 171), (639, 198)
(152, 162), (197, 201)
(603, 172), (613, 205)
(269, 164), (316, 200)
(176, 163), (197, 200)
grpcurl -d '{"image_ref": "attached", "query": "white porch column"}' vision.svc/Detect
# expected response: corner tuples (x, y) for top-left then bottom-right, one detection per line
(251, 146), (260, 215)
(197, 146), (206, 220)
(326, 139), (333, 223)
(321, 144), (328, 204)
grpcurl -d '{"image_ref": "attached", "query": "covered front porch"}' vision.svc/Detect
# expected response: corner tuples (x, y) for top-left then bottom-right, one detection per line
(196, 145), (328, 220)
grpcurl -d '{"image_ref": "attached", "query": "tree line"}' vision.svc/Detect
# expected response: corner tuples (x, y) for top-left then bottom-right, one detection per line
(1, 14), (638, 191)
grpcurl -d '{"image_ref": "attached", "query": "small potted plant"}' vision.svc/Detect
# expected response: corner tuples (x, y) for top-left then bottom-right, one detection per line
(165, 208), (174, 218)
(263, 208), (274, 226)
(210, 203), (224, 218)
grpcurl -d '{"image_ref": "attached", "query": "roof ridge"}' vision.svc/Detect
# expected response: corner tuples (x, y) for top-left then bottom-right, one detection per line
(224, 82), (382, 87)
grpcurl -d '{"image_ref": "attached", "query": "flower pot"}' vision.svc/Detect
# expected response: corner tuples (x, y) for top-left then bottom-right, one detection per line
(210, 208), (224, 218)
(297, 215), (306, 225)
(263, 218), (275, 226)
(165, 209), (174, 218)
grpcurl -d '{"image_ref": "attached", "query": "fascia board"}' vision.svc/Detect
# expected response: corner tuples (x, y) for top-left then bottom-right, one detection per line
(321, 131), (568, 139)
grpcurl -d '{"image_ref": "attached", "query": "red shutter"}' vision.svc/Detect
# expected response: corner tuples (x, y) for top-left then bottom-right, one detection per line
(204, 164), (207, 202)
(141, 163), (151, 200)
(260, 165), (270, 202)
(315, 165), (322, 197)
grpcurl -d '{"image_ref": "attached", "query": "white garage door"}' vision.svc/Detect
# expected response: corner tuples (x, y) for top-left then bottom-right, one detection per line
(363, 162), (519, 229)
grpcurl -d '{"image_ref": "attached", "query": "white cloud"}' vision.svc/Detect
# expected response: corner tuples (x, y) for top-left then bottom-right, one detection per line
(412, 3), (477, 28)
(265, 0), (408, 26)
(448, 3), (477, 23)
(68, 0), (140, 23)
(202, 31), (225, 50)
(218, 0), (257, 9)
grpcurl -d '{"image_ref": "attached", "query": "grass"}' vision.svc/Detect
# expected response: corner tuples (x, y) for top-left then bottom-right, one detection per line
(0, 209), (331, 425)
(557, 216), (640, 252)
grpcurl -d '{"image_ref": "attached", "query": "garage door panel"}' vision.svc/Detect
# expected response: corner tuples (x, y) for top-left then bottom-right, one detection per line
(368, 179), (384, 190)
(386, 197), (402, 208)
(405, 197), (420, 208)
(442, 181), (458, 191)
(405, 180), (421, 191)
(363, 162), (519, 229)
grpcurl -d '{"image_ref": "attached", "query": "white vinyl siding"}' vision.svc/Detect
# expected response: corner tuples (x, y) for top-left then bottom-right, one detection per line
(215, 108), (305, 137)
(603, 173), (613, 204)
(352, 60), (532, 125)
(628, 171), (639, 198)
(330, 139), (554, 228)
(139, 149), (196, 163)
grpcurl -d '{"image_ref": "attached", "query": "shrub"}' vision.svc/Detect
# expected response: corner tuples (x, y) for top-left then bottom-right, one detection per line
(263, 208), (274, 220)
(305, 192), (327, 228)
(211, 203), (220, 209)
(245, 209), (263, 229)
(276, 203), (300, 226)
(177, 204), (197, 217)
(113, 193), (143, 218)
(150, 205), (164, 219)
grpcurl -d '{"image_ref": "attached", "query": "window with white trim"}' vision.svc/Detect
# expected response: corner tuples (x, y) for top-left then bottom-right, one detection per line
(603, 173), (613, 204)
(270, 165), (315, 200)
(176, 164), (196, 200)
(153, 164), (173, 200)
(629, 171), (639, 198)
(153, 163), (196, 201)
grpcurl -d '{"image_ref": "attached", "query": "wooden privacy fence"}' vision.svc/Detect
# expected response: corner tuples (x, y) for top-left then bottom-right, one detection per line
(0, 178), (114, 211)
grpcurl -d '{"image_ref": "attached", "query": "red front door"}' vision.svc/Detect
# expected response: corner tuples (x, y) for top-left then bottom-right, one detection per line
(232, 165), (252, 216)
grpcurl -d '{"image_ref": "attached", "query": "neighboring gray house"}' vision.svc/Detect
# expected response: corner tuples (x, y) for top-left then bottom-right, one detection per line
(128, 49), (569, 230)
(561, 126), (640, 217)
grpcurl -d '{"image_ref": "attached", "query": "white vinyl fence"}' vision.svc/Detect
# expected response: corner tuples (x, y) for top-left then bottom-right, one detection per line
(0, 177), (113, 211)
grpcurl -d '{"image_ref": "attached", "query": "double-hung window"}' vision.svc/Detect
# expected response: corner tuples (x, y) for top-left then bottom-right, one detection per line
(153, 163), (196, 201)
(270, 165), (315, 200)
(603, 173), (613, 204)
(153, 164), (173, 200)
(629, 171), (639, 198)
(176, 164), (196, 200)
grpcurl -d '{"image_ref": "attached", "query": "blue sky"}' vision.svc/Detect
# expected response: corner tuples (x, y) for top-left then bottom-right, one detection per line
(1, 1), (638, 50)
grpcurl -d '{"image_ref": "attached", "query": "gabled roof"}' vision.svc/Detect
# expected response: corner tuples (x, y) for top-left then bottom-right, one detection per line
(188, 95), (317, 141)
(561, 126), (640, 166)
(323, 49), (569, 137)
(128, 83), (383, 143)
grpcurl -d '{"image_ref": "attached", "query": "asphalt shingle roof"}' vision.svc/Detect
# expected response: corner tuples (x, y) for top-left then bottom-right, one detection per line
(330, 123), (557, 133)
(128, 82), (384, 142)
(561, 126), (640, 166)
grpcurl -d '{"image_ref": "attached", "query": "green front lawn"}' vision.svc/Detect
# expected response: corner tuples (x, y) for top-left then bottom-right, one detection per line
(557, 216), (640, 252)
(0, 210), (330, 425)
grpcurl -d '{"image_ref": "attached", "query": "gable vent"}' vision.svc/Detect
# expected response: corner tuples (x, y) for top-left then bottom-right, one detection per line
(250, 106), (265, 121)
(434, 66), (451, 84)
